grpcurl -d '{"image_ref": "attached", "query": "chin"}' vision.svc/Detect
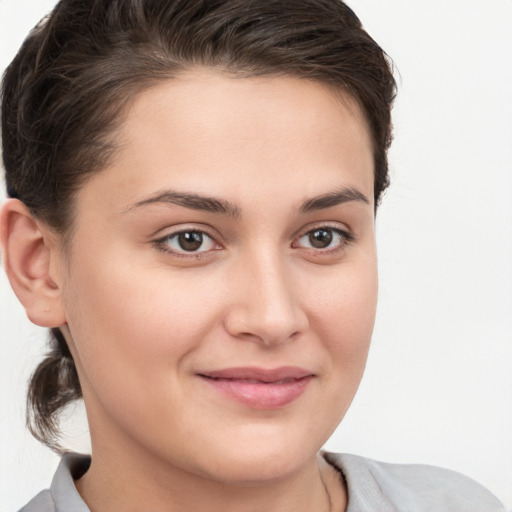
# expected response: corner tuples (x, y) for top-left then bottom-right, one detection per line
(204, 454), (312, 486)
(187, 424), (324, 486)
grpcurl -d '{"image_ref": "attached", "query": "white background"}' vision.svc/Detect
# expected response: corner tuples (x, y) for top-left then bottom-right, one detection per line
(1, 0), (511, 510)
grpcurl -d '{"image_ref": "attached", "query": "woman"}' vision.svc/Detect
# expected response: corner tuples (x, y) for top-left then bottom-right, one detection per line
(0, 1), (506, 511)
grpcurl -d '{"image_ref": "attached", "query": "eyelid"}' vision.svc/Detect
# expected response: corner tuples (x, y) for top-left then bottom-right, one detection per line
(151, 222), (354, 259)
(293, 222), (354, 242)
(152, 224), (223, 257)
(292, 223), (354, 252)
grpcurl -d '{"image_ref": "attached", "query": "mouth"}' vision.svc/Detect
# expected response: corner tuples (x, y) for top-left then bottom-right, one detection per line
(197, 366), (314, 409)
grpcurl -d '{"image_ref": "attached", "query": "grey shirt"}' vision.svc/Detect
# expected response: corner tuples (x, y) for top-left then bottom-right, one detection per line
(19, 452), (506, 512)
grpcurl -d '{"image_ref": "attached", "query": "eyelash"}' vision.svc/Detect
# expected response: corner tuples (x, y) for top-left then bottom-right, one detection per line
(292, 225), (354, 255)
(153, 225), (354, 259)
(153, 228), (221, 258)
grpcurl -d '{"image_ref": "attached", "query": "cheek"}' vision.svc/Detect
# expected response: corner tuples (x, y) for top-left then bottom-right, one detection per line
(312, 251), (377, 329)
(60, 251), (221, 396)
(294, 259), (377, 443)
(306, 252), (378, 375)
(60, 259), (230, 449)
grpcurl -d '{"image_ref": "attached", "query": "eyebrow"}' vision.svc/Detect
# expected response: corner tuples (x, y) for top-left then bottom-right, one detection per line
(299, 186), (370, 213)
(125, 185), (369, 218)
(125, 190), (241, 219)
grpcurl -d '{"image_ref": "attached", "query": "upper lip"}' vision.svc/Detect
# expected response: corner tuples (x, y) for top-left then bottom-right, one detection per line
(198, 366), (314, 383)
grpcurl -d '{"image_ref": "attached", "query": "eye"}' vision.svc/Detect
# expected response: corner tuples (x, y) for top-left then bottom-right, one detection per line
(156, 229), (220, 255)
(293, 226), (352, 252)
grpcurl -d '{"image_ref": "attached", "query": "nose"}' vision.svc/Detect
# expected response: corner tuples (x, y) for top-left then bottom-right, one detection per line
(223, 251), (308, 346)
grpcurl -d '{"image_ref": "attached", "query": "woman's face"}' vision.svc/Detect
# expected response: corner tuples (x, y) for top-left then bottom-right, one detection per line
(55, 70), (377, 483)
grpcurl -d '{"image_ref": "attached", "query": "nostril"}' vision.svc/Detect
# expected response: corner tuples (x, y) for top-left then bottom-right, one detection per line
(222, 263), (308, 345)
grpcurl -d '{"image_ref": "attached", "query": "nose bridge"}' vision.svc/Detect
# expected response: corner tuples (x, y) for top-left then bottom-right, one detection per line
(227, 245), (306, 345)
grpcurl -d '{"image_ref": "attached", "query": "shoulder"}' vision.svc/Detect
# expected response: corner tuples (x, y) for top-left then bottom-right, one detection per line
(324, 452), (506, 512)
(18, 490), (56, 512)
(17, 453), (91, 512)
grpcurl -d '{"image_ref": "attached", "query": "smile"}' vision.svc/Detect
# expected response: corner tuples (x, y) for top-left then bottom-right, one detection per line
(198, 367), (314, 409)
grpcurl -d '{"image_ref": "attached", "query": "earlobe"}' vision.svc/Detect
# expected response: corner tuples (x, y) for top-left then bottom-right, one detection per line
(0, 199), (66, 327)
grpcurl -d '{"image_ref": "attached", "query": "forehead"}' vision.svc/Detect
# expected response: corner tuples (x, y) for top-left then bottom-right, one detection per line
(77, 70), (374, 214)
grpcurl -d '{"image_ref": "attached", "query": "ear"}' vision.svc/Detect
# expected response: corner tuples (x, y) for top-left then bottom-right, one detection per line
(0, 199), (66, 327)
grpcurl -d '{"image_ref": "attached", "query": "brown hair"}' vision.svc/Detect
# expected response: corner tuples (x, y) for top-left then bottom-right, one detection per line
(2, 0), (396, 450)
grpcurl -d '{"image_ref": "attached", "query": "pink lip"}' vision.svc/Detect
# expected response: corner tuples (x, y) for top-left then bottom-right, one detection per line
(198, 366), (314, 409)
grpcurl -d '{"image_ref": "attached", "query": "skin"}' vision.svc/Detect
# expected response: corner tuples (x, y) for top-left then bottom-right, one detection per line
(1, 70), (377, 512)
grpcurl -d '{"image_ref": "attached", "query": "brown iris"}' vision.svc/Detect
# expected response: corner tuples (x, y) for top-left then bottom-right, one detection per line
(308, 229), (333, 248)
(178, 231), (204, 251)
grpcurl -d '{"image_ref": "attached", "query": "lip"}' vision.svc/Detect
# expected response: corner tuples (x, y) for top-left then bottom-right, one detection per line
(197, 366), (314, 409)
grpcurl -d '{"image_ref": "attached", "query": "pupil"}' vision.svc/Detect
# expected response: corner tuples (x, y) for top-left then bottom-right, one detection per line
(178, 231), (203, 251)
(309, 229), (332, 248)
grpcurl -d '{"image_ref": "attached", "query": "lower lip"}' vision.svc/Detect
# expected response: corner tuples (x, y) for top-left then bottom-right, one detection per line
(200, 376), (313, 409)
